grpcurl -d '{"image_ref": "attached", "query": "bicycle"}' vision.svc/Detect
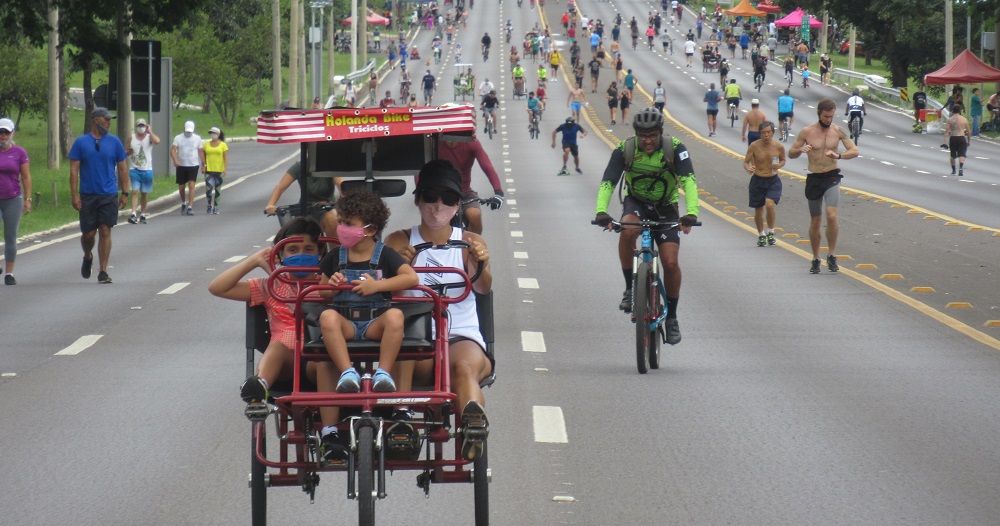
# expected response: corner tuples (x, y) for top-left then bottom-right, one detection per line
(483, 47), (490, 62)
(848, 113), (862, 145)
(451, 196), (502, 230)
(399, 81), (411, 104)
(528, 110), (542, 139)
(632, 35), (638, 50)
(647, 36), (655, 50)
(779, 116), (789, 142)
(729, 101), (738, 127)
(754, 72), (764, 92)
(785, 70), (793, 89)
(593, 218), (700, 374)
(481, 109), (496, 140)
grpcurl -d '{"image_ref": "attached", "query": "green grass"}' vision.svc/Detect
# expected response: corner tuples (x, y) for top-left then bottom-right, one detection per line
(15, 50), (392, 237)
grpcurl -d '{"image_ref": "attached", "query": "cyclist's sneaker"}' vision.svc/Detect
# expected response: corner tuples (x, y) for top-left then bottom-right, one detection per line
(81, 256), (93, 279)
(664, 318), (681, 345)
(460, 401), (490, 461)
(757, 235), (767, 247)
(767, 233), (776, 246)
(336, 368), (361, 393)
(128, 212), (138, 224)
(619, 288), (633, 312)
(827, 254), (839, 273)
(319, 431), (349, 463)
(386, 408), (420, 460)
(97, 270), (112, 284)
(810, 258), (821, 274)
(139, 215), (148, 224)
(240, 375), (269, 403)
(371, 368), (397, 392)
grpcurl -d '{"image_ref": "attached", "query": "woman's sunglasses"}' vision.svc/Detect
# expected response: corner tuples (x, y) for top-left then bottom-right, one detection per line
(419, 188), (461, 206)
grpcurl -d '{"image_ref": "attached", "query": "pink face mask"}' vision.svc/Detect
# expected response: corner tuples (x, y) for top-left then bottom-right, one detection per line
(336, 224), (370, 248)
(418, 202), (459, 229)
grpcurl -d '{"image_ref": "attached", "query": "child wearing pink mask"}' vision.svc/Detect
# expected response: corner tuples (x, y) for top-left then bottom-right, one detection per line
(317, 190), (418, 394)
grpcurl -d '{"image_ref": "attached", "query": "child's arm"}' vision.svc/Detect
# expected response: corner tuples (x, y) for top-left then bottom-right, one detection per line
(208, 247), (271, 301)
(350, 264), (419, 296)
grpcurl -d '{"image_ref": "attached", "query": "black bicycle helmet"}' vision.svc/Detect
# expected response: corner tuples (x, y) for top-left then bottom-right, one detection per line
(852, 88), (860, 96)
(565, 117), (575, 124)
(632, 107), (664, 131)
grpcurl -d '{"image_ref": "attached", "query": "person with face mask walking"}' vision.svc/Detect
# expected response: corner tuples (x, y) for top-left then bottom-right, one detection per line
(69, 107), (128, 284)
(199, 126), (228, 214)
(126, 118), (160, 224)
(0, 117), (32, 285)
(171, 121), (203, 215)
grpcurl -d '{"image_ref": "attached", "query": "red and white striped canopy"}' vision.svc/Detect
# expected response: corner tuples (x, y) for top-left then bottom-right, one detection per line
(256, 105), (477, 144)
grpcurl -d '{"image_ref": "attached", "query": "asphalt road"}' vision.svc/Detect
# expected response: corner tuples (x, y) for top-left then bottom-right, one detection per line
(2, 1), (1000, 524)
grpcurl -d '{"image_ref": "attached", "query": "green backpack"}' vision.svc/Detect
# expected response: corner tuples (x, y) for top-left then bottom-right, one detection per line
(619, 135), (678, 205)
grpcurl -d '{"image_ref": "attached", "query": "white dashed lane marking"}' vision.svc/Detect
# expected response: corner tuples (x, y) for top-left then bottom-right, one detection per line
(224, 255), (247, 263)
(533, 406), (569, 443)
(522, 331), (546, 352)
(513, 251), (528, 258)
(56, 335), (103, 356)
(518, 277), (539, 289)
(157, 282), (190, 295)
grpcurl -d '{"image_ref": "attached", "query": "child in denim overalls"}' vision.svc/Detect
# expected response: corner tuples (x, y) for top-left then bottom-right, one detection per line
(317, 190), (418, 395)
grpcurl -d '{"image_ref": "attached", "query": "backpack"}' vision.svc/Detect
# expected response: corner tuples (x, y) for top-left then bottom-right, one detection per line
(619, 135), (678, 205)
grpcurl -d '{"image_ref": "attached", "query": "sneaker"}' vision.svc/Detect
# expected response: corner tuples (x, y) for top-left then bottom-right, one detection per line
(207, 205), (213, 215)
(827, 254), (839, 273)
(619, 288), (633, 312)
(81, 256), (93, 279)
(212, 206), (219, 215)
(767, 233), (776, 246)
(336, 368), (361, 393)
(664, 318), (682, 345)
(186, 205), (195, 216)
(386, 409), (420, 460)
(4, 274), (15, 286)
(951, 167), (957, 175)
(810, 258), (821, 274)
(757, 235), (767, 247)
(320, 431), (349, 463)
(575, 167), (583, 173)
(139, 215), (147, 224)
(460, 401), (489, 461)
(97, 270), (112, 284)
(240, 375), (269, 403)
(372, 368), (397, 392)
(181, 204), (187, 215)
(958, 169), (963, 177)
(128, 212), (138, 224)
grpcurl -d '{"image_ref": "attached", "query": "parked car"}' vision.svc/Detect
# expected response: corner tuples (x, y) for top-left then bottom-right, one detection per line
(838, 39), (865, 55)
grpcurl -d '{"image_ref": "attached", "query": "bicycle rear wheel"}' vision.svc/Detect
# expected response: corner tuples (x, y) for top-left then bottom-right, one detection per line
(730, 106), (737, 127)
(634, 262), (653, 374)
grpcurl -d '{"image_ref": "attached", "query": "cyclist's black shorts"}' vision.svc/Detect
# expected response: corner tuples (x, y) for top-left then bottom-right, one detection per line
(726, 97), (740, 108)
(621, 195), (681, 245)
(778, 111), (793, 122)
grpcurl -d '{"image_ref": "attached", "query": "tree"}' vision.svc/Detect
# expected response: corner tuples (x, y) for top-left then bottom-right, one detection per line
(0, 40), (48, 123)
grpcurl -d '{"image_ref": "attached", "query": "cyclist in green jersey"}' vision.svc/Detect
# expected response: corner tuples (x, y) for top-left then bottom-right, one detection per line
(594, 108), (699, 344)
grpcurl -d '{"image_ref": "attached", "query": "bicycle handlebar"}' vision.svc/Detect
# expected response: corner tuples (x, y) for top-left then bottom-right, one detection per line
(591, 218), (702, 233)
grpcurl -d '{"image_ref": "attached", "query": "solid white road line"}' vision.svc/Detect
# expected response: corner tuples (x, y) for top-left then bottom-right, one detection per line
(56, 335), (103, 356)
(522, 331), (546, 352)
(533, 406), (569, 443)
(157, 282), (190, 295)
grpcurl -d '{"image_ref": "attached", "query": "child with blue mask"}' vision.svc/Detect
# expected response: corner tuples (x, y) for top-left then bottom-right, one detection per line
(209, 217), (328, 408)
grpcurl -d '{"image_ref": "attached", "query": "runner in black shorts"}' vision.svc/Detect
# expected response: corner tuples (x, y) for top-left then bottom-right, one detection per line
(949, 136), (968, 159)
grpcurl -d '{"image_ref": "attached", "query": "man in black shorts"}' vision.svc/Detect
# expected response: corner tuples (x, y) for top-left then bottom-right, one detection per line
(171, 121), (203, 215)
(69, 107), (129, 283)
(943, 104), (971, 176)
(551, 117), (588, 173)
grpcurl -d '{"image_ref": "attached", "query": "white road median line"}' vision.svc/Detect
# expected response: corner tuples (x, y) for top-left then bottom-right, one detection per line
(518, 278), (539, 289)
(157, 282), (190, 295)
(514, 251), (528, 259)
(56, 335), (103, 356)
(522, 331), (546, 352)
(533, 406), (569, 443)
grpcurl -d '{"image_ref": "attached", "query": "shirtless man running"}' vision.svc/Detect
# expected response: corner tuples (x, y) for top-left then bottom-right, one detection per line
(742, 121), (785, 247)
(788, 98), (859, 274)
(742, 98), (767, 143)
(568, 82), (587, 122)
(943, 104), (972, 176)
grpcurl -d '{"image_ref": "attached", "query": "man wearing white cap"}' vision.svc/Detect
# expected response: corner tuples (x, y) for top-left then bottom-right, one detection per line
(171, 121), (203, 215)
(69, 107), (129, 284)
(126, 118), (160, 224)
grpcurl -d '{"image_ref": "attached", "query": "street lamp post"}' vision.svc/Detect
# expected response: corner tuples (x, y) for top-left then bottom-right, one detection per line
(311, 0), (333, 103)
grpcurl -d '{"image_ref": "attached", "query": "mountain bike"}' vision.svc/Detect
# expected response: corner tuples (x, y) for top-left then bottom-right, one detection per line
(594, 218), (699, 373)
(848, 113), (862, 145)
(729, 100), (738, 127)
(779, 116), (789, 142)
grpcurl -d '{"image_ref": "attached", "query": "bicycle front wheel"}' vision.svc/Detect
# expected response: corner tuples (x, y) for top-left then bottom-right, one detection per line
(634, 262), (653, 374)
(357, 425), (376, 525)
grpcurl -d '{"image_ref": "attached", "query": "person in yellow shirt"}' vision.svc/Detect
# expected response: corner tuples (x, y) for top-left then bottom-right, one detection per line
(549, 49), (562, 81)
(199, 126), (229, 214)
